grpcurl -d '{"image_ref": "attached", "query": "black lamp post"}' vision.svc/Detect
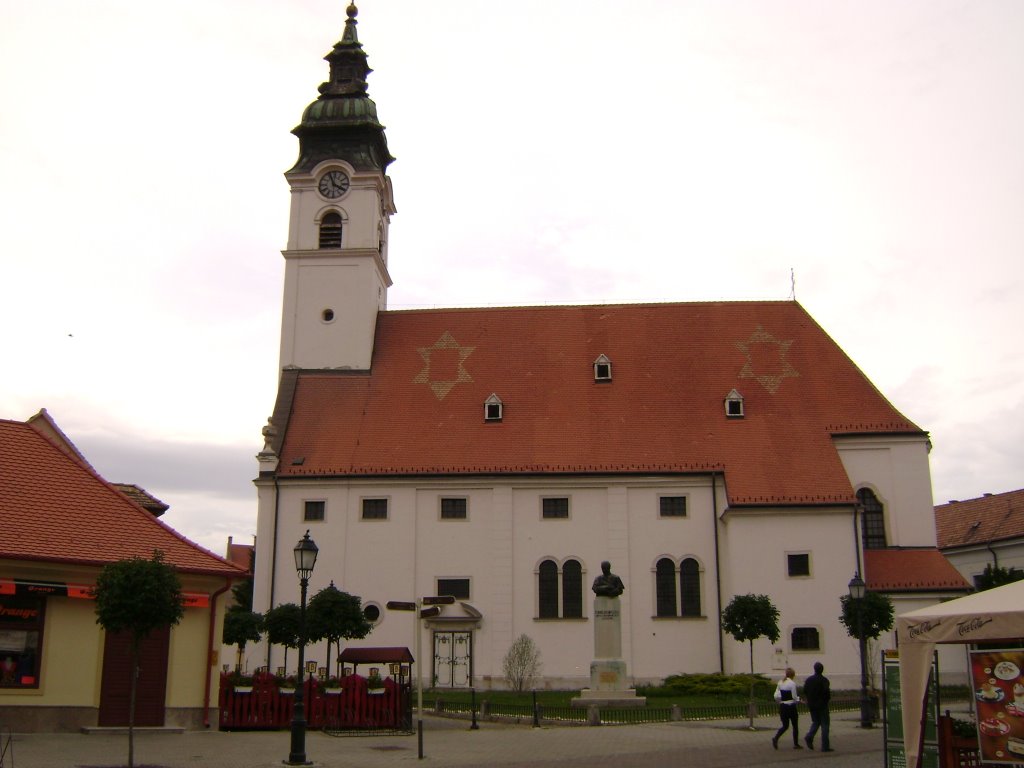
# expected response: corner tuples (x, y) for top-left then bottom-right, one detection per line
(287, 530), (319, 765)
(848, 572), (873, 728)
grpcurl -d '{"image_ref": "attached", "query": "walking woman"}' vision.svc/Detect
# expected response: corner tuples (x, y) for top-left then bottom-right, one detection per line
(772, 667), (802, 750)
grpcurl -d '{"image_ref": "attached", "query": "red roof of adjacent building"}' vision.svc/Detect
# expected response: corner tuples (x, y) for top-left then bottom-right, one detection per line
(0, 411), (244, 577)
(272, 301), (922, 506)
(226, 538), (254, 573)
(864, 549), (971, 592)
(935, 489), (1024, 550)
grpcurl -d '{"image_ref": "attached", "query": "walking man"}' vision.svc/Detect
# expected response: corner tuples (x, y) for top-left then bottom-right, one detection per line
(772, 667), (801, 750)
(803, 661), (833, 751)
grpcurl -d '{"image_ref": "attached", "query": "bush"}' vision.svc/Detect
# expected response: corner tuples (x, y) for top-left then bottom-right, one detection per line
(642, 673), (775, 698)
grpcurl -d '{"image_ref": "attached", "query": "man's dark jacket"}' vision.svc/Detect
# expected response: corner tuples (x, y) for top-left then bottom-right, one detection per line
(803, 672), (831, 709)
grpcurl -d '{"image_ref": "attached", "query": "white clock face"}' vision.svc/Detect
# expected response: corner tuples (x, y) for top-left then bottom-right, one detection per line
(318, 171), (350, 199)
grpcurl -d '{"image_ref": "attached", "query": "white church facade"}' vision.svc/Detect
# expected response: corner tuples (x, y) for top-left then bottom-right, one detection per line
(251, 4), (968, 691)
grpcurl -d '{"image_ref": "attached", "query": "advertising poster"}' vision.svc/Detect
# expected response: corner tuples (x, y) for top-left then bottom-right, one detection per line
(970, 649), (1024, 764)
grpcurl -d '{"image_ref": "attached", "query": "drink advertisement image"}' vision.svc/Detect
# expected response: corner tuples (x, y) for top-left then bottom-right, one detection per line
(971, 649), (1024, 764)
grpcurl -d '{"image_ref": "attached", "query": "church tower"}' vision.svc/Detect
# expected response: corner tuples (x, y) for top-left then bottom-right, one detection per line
(278, 3), (395, 371)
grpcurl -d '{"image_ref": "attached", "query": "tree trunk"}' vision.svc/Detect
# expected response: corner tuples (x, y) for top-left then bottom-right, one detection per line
(747, 640), (755, 730)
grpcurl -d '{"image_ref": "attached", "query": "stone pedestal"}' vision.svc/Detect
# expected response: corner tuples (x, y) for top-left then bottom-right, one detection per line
(571, 596), (646, 708)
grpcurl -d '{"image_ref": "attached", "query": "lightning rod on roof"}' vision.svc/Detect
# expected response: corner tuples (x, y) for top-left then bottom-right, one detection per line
(789, 268), (796, 301)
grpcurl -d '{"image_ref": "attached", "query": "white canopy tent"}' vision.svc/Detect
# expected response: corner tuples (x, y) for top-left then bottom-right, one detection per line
(896, 579), (1024, 767)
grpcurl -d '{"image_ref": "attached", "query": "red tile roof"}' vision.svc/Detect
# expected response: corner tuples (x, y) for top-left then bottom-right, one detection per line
(864, 549), (971, 592)
(935, 489), (1024, 549)
(274, 301), (923, 505)
(112, 483), (169, 517)
(0, 412), (244, 577)
(226, 539), (254, 573)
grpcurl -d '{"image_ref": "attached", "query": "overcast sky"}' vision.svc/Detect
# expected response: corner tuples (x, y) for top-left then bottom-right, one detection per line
(2, 1), (1021, 556)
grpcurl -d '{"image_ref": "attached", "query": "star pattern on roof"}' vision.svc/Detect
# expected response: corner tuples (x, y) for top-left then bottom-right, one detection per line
(413, 331), (475, 400)
(735, 324), (799, 394)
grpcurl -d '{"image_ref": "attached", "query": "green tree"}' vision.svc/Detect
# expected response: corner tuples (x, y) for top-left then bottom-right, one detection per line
(721, 593), (780, 729)
(264, 603), (301, 674)
(838, 590), (894, 641)
(306, 583), (372, 677)
(222, 607), (264, 672)
(974, 563), (1024, 591)
(722, 593), (781, 674)
(92, 552), (184, 768)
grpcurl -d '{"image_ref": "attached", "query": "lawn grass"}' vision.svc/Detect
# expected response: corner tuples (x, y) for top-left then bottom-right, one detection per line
(423, 682), (971, 711)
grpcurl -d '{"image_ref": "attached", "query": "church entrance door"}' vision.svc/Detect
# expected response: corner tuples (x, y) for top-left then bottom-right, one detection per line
(432, 631), (472, 688)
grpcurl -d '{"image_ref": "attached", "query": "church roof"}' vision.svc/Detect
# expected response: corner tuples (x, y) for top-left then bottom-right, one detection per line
(935, 488), (1024, 549)
(272, 301), (922, 506)
(0, 412), (244, 577)
(864, 549), (971, 592)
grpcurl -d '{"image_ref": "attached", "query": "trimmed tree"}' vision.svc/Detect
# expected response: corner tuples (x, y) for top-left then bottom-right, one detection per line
(838, 590), (895, 641)
(222, 607), (264, 672)
(721, 593), (780, 729)
(264, 602), (301, 674)
(92, 552), (184, 768)
(306, 583), (372, 678)
(839, 589), (894, 696)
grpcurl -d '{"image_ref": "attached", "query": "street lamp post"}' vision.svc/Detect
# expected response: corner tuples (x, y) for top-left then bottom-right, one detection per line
(287, 530), (319, 765)
(848, 572), (873, 729)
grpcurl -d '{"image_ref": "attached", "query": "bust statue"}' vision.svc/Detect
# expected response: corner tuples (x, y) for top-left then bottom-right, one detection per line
(591, 560), (625, 597)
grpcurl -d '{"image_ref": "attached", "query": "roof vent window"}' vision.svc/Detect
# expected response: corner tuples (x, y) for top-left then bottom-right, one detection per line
(724, 389), (744, 418)
(594, 354), (612, 382)
(484, 393), (503, 422)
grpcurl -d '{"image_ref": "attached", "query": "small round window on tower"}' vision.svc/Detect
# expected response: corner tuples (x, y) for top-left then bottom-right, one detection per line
(322, 309), (335, 323)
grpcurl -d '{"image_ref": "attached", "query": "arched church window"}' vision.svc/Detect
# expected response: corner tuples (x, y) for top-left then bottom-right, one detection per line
(679, 558), (701, 617)
(538, 560), (558, 618)
(562, 559), (583, 618)
(537, 558), (584, 619)
(857, 488), (887, 550)
(319, 212), (342, 249)
(655, 558), (677, 617)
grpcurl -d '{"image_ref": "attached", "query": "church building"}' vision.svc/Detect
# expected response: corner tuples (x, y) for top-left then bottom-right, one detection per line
(251, 4), (966, 691)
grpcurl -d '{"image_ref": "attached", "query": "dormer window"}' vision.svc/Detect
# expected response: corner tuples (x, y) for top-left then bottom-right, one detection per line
(484, 394), (503, 422)
(593, 354), (612, 382)
(724, 389), (744, 418)
(319, 212), (342, 249)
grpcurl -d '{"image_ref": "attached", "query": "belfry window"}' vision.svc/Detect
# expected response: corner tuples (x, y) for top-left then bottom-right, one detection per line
(319, 212), (342, 249)
(857, 488), (887, 549)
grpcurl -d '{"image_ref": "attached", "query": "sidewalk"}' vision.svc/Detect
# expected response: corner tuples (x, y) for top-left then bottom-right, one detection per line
(5, 712), (885, 768)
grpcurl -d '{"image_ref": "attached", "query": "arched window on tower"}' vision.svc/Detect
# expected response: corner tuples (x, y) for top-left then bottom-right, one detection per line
(857, 488), (887, 549)
(319, 212), (342, 249)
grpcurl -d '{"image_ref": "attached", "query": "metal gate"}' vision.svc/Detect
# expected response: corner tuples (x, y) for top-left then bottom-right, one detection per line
(432, 631), (472, 688)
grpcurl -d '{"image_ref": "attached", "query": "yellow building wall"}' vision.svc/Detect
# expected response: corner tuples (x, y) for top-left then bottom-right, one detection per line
(0, 595), (103, 707)
(0, 564), (234, 729)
